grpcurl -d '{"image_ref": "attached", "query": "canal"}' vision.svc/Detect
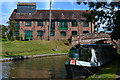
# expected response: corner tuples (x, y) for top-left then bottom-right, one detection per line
(2, 55), (69, 79)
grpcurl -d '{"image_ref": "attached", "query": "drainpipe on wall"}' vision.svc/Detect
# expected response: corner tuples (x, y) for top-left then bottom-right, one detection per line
(77, 19), (81, 44)
(91, 21), (93, 33)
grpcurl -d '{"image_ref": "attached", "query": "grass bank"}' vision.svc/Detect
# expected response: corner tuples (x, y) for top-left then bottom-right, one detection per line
(87, 54), (120, 80)
(87, 60), (118, 80)
(1, 40), (71, 58)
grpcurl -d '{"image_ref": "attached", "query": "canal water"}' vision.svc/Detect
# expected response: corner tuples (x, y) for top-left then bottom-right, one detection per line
(2, 55), (69, 79)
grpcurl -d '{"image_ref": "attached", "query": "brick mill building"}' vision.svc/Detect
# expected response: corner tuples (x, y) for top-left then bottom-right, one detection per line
(9, 2), (94, 40)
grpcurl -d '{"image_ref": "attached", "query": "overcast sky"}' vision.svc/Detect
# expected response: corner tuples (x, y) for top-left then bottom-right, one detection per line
(0, 0), (89, 26)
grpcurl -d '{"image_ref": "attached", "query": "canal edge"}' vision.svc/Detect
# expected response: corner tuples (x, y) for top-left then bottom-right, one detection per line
(0, 53), (68, 62)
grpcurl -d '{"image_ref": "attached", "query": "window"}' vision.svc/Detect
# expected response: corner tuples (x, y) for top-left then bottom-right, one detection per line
(72, 31), (77, 35)
(50, 31), (55, 36)
(72, 13), (75, 16)
(58, 22), (68, 30)
(24, 30), (33, 40)
(40, 13), (42, 15)
(51, 22), (55, 30)
(37, 30), (44, 36)
(37, 21), (43, 26)
(14, 31), (19, 36)
(70, 48), (78, 54)
(83, 31), (89, 34)
(25, 21), (31, 26)
(15, 21), (20, 30)
(60, 31), (66, 37)
(79, 48), (92, 62)
(83, 21), (89, 27)
(96, 49), (103, 61)
(72, 21), (77, 27)
(16, 21), (19, 25)
(61, 12), (64, 15)
(69, 48), (79, 60)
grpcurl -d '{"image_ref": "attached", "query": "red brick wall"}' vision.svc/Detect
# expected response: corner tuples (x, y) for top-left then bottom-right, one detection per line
(18, 20), (94, 40)
(71, 33), (111, 45)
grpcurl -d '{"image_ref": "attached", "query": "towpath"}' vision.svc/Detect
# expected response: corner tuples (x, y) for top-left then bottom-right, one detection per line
(0, 53), (68, 62)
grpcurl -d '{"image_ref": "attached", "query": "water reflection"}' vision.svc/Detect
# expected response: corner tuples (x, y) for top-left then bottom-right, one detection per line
(2, 55), (68, 79)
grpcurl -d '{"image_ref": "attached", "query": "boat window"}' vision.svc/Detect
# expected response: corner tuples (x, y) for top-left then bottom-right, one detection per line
(95, 52), (100, 61)
(95, 49), (103, 61)
(79, 48), (92, 62)
(70, 48), (78, 54)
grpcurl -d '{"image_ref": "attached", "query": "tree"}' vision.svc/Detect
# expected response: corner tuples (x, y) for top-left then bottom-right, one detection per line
(81, 12), (95, 33)
(1, 25), (8, 36)
(77, 1), (120, 40)
(7, 19), (16, 41)
(111, 10), (120, 40)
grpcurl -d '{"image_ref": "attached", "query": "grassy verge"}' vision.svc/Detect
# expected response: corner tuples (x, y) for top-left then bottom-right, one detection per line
(87, 54), (120, 80)
(87, 60), (118, 80)
(1, 40), (71, 58)
(117, 50), (120, 54)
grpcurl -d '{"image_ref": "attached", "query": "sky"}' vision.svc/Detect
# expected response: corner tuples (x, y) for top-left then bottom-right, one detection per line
(0, 0), (89, 26)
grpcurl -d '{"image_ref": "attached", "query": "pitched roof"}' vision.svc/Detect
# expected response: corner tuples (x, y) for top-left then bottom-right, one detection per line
(17, 2), (36, 6)
(10, 9), (90, 20)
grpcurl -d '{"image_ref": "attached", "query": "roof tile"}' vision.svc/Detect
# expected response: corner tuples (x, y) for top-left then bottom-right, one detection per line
(10, 10), (90, 20)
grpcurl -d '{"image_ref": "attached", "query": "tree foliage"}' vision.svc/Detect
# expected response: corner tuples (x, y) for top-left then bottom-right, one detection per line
(81, 12), (95, 32)
(7, 19), (16, 41)
(77, 1), (120, 40)
(1, 25), (8, 36)
(111, 10), (120, 40)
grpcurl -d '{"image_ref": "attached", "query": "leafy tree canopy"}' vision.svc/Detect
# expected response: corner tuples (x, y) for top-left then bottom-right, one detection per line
(0, 25), (8, 35)
(77, 1), (120, 40)
(7, 19), (16, 41)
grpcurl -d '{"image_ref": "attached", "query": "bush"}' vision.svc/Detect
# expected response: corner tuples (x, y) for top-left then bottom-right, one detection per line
(2, 38), (7, 41)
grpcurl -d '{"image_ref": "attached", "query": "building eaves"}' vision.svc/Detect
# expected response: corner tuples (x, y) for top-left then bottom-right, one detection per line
(17, 2), (36, 6)
(10, 9), (90, 20)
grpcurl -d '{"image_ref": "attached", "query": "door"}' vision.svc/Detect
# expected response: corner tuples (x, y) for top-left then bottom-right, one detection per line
(24, 30), (33, 40)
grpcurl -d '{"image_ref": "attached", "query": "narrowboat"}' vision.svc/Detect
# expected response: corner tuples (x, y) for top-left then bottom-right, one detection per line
(65, 44), (118, 78)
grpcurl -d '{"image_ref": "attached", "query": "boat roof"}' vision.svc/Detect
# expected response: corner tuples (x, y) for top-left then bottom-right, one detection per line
(80, 44), (113, 46)
(72, 44), (114, 49)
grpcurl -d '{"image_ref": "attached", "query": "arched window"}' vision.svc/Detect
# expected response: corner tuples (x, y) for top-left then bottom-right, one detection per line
(72, 31), (77, 35)
(83, 31), (89, 34)
(60, 31), (66, 37)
